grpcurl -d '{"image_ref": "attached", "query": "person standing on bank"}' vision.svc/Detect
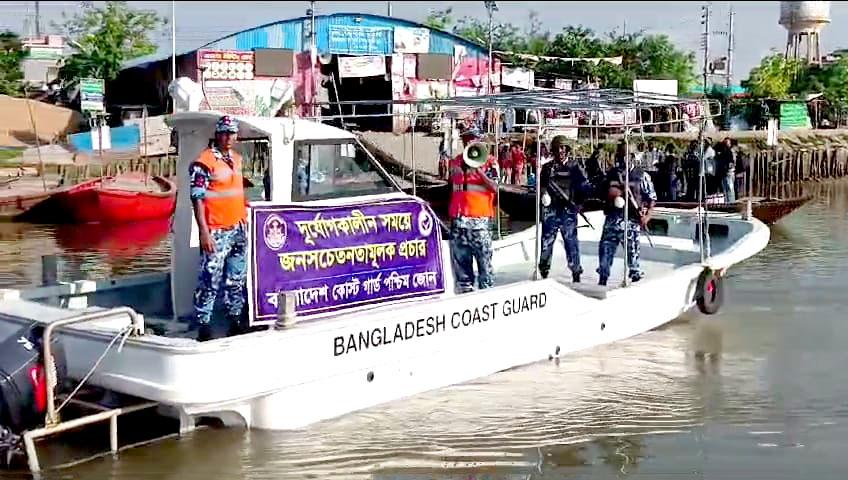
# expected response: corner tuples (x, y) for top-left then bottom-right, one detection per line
(597, 151), (657, 286)
(190, 115), (249, 341)
(448, 129), (499, 293)
(538, 137), (591, 282)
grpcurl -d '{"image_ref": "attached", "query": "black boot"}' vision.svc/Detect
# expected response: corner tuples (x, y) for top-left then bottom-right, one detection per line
(598, 276), (608, 286)
(196, 324), (213, 342)
(572, 272), (581, 283)
(540, 269), (549, 279)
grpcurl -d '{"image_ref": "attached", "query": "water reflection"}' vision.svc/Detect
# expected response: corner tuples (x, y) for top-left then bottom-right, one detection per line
(0, 219), (171, 289)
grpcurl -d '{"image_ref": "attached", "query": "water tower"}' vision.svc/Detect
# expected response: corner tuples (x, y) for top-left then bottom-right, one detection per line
(780, 1), (831, 65)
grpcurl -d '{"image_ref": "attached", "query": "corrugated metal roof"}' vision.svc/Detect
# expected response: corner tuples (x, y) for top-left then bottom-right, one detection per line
(122, 12), (488, 71)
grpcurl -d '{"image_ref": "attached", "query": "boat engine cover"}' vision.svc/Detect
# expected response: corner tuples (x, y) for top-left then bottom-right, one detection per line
(0, 324), (67, 434)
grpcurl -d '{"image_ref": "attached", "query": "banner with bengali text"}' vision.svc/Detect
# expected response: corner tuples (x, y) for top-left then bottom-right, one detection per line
(248, 197), (445, 323)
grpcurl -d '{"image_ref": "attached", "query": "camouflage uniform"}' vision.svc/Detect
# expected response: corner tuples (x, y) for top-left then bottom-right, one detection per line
(193, 222), (247, 324)
(538, 154), (590, 280)
(189, 146), (247, 326)
(450, 216), (494, 292)
(597, 165), (657, 285)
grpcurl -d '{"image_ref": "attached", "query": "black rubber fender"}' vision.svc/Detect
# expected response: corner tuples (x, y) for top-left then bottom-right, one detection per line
(696, 268), (724, 315)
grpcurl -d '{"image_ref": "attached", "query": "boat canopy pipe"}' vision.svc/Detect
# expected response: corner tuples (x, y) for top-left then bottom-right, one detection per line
(305, 89), (722, 280)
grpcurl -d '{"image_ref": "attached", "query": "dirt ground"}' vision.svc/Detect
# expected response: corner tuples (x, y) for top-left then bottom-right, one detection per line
(0, 95), (84, 147)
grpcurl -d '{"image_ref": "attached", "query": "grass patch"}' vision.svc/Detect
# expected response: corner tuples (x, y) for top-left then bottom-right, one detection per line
(0, 148), (24, 165)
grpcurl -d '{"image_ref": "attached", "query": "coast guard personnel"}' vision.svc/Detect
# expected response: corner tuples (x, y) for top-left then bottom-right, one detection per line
(189, 115), (248, 341)
(597, 151), (657, 286)
(538, 136), (591, 282)
(448, 128), (499, 293)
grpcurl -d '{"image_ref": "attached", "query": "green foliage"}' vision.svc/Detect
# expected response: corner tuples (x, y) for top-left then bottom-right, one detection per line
(0, 31), (27, 97)
(56, 1), (165, 86)
(423, 8), (454, 31)
(440, 12), (697, 95)
(742, 55), (801, 99)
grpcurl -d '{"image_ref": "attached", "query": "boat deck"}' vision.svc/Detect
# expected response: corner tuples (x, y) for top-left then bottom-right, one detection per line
(97, 173), (166, 193)
(142, 255), (681, 341)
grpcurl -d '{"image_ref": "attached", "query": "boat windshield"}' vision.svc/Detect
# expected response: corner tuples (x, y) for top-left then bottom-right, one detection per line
(292, 139), (396, 201)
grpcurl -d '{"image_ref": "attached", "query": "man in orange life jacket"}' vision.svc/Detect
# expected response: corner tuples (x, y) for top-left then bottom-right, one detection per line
(448, 128), (499, 293)
(189, 115), (248, 341)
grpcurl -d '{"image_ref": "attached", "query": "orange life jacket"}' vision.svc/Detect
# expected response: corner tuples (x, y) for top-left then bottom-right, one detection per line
(448, 154), (496, 219)
(194, 148), (247, 230)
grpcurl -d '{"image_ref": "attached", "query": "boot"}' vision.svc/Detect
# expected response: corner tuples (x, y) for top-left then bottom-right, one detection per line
(598, 276), (608, 286)
(196, 324), (213, 342)
(572, 272), (581, 283)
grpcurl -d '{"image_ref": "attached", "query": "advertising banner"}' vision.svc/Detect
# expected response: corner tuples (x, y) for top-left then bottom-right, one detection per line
(248, 197), (445, 323)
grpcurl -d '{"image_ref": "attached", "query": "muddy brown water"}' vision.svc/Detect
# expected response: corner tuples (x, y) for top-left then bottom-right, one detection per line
(0, 181), (846, 479)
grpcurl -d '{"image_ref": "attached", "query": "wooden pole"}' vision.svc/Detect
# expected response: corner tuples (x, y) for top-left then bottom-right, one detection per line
(23, 85), (48, 192)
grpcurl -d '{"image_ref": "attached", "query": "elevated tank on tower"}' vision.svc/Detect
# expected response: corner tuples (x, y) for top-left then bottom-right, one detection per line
(779, 1), (831, 65)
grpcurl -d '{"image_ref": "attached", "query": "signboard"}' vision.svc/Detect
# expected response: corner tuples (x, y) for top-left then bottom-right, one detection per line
(393, 26), (429, 53)
(328, 25), (392, 55)
(80, 78), (105, 112)
(779, 102), (811, 130)
(197, 49), (255, 80)
(338, 55), (386, 78)
(248, 197), (446, 323)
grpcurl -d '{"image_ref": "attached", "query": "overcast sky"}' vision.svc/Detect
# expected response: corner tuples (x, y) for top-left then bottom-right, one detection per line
(3, 1), (847, 81)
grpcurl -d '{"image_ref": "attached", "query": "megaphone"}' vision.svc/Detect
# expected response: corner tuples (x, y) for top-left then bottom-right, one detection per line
(462, 142), (488, 169)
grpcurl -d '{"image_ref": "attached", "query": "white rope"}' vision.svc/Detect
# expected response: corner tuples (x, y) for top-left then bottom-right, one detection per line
(55, 325), (133, 415)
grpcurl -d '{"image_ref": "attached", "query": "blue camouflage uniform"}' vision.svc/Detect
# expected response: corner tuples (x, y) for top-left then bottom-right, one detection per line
(190, 119), (247, 331)
(538, 155), (591, 281)
(597, 164), (657, 285)
(450, 216), (495, 292)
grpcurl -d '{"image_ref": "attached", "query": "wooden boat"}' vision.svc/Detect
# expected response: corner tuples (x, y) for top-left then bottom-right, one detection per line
(655, 196), (814, 225)
(491, 184), (812, 226)
(37, 172), (177, 225)
(0, 176), (63, 222)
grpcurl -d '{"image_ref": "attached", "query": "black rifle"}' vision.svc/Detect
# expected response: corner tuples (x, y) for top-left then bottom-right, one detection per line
(545, 179), (595, 230)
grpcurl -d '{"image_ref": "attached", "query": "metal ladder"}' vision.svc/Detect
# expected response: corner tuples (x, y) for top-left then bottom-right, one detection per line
(20, 307), (167, 474)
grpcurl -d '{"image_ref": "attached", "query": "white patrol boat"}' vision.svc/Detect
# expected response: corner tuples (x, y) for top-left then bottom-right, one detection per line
(0, 107), (769, 472)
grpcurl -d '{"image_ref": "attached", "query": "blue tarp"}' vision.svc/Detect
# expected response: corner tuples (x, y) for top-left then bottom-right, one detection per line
(69, 125), (140, 152)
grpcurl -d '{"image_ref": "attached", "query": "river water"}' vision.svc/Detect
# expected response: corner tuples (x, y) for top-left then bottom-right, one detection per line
(1, 181), (846, 479)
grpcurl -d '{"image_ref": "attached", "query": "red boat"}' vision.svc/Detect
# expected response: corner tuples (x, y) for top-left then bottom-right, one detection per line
(47, 172), (176, 225)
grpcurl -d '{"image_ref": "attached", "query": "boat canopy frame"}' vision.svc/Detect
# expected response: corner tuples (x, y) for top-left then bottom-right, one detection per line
(312, 88), (723, 287)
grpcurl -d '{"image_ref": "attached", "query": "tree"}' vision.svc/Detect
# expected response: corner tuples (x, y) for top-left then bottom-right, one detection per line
(56, 1), (166, 86)
(742, 54), (801, 99)
(441, 13), (698, 95)
(0, 31), (27, 97)
(423, 8), (454, 31)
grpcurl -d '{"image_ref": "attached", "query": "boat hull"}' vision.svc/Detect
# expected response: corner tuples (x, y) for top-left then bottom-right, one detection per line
(0, 209), (771, 432)
(42, 176), (176, 224)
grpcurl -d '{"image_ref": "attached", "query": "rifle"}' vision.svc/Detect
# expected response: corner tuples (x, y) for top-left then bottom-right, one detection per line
(610, 170), (655, 248)
(545, 178), (595, 230)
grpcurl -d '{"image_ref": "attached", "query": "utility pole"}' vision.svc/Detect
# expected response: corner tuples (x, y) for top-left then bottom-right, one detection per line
(387, 1), (392, 16)
(700, 3), (711, 94)
(485, 1), (498, 96)
(726, 6), (734, 89)
(35, 0), (41, 37)
(171, 1), (176, 84)
(308, 1), (317, 117)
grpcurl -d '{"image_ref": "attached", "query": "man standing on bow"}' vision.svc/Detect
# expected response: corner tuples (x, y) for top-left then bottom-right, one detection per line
(538, 136), (591, 282)
(597, 149), (657, 286)
(190, 115), (249, 341)
(448, 128), (499, 293)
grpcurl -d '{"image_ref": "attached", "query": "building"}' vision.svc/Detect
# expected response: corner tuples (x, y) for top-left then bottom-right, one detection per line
(21, 35), (68, 89)
(112, 13), (513, 132)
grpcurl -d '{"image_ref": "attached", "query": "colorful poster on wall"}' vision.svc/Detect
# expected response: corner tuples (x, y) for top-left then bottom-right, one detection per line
(200, 78), (294, 117)
(248, 197), (445, 323)
(338, 55), (387, 78)
(394, 26), (430, 54)
(197, 50), (254, 81)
